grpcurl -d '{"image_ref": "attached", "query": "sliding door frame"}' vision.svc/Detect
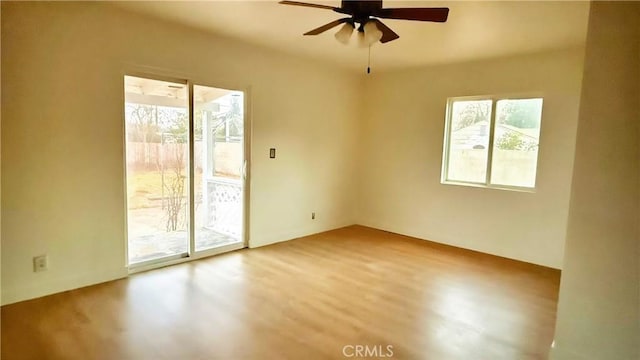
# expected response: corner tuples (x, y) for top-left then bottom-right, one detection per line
(122, 69), (251, 274)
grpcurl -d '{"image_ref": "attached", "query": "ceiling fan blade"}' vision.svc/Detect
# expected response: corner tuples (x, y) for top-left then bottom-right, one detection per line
(373, 8), (449, 22)
(370, 19), (399, 43)
(279, 1), (339, 11)
(304, 18), (350, 36)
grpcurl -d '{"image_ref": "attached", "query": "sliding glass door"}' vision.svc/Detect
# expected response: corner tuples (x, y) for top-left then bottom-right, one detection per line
(124, 75), (246, 268)
(194, 85), (245, 252)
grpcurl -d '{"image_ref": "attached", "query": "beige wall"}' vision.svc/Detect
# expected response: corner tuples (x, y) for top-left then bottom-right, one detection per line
(0, 2), (360, 305)
(356, 48), (585, 269)
(551, 2), (640, 359)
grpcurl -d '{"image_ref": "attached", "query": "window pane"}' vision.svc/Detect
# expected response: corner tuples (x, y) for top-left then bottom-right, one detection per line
(445, 100), (493, 183)
(490, 98), (543, 188)
(194, 85), (244, 252)
(124, 76), (189, 264)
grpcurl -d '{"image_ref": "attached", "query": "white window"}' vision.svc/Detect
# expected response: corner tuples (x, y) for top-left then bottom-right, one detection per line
(441, 96), (543, 190)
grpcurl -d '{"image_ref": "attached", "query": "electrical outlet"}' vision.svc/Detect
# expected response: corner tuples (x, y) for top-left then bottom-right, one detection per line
(312, 212), (316, 220)
(33, 255), (48, 272)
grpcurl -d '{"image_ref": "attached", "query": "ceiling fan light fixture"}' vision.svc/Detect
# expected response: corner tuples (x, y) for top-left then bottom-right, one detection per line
(363, 21), (383, 45)
(280, 1), (449, 45)
(356, 30), (368, 48)
(334, 22), (354, 45)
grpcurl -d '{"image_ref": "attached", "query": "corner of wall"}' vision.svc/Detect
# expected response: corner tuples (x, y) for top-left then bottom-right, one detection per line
(0, 0), (3, 309)
(552, 2), (640, 358)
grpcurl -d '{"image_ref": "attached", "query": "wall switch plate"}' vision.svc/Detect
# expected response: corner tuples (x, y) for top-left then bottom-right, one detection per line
(312, 212), (316, 220)
(269, 148), (276, 159)
(33, 255), (48, 272)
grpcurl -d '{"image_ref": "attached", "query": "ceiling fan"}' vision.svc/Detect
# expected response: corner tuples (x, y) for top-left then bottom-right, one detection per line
(279, 0), (449, 45)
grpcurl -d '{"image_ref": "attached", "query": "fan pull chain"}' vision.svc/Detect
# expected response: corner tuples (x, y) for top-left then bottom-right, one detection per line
(367, 45), (371, 74)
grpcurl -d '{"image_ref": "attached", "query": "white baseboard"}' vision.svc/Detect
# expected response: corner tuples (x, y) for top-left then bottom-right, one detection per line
(1, 266), (128, 306)
(249, 220), (355, 248)
(1, 222), (355, 305)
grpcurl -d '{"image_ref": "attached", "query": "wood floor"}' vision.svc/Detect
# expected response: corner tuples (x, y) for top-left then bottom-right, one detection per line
(1, 226), (560, 359)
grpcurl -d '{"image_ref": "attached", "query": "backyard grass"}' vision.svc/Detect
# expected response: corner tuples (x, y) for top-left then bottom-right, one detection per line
(127, 169), (204, 209)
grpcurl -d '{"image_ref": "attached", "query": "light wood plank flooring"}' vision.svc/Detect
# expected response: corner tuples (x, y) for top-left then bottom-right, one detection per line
(1, 226), (560, 359)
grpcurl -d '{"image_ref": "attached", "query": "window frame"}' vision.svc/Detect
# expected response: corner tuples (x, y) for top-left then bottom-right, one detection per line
(441, 93), (544, 192)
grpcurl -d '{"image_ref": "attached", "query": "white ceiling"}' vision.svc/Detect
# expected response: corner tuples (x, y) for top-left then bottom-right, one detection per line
(114, 0), (590, 73)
